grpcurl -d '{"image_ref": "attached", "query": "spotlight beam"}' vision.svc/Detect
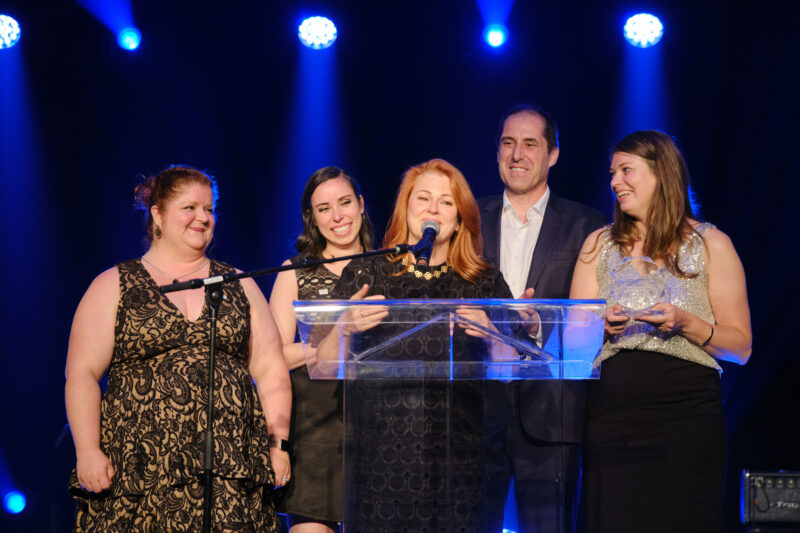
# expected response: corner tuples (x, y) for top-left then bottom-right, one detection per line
(117, 26), (141, 50)
(484, 24), (508, 47)
(624, 13), (664, 48)
(3, 490), (26, 514)
(298, 16), (337, 49)
(0, 14), (21, 49)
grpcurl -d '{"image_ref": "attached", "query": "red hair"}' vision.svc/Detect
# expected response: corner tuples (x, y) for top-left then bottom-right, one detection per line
(383, 158), (489, 283)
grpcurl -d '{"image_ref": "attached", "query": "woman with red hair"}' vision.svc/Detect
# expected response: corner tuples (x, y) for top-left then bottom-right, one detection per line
(330, 158), (512, 532)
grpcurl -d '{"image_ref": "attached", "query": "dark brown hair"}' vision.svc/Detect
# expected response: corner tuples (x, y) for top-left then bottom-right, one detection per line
(296, 166), (375, 258)
(610, 130), (699, 276)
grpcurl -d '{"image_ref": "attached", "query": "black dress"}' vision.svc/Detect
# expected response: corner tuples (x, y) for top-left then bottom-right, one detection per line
(277, 256), (344, 524)
(332, 256), (512, 533)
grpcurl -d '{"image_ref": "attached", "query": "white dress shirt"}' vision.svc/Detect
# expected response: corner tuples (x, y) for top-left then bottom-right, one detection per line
(499, 187), (550, 298)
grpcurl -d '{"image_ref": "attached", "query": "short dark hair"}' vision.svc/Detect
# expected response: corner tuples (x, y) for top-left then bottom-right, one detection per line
(495, 103), (559, 153)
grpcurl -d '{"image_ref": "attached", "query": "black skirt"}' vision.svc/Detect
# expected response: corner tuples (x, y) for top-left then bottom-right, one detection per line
(583, 350), (726, 533)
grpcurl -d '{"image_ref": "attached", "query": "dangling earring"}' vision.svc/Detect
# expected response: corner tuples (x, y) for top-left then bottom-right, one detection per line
(154, 226), (162, 238)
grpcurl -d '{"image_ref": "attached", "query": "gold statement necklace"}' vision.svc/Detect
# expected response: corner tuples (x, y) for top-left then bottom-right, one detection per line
(401, 255), (449, 280)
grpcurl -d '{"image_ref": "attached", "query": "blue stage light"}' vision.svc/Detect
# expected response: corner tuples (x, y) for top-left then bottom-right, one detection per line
(117, 26), (141, 51)
(3, 490), (26, 514)
(484, 24), (508, 47)
(624, 13), (663, 48)
(0, 14), (21, 49)
(298, 16), (337, 49)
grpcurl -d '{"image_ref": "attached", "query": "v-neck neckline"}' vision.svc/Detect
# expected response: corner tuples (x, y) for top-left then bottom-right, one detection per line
(137, 259), (211, 324)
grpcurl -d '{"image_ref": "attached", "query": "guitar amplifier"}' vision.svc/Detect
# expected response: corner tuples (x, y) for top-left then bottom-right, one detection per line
(742, 470), (800, 524)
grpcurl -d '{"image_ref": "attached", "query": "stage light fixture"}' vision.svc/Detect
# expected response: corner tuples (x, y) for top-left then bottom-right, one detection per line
(624, 13), (663, 48)
(117, 26), (141, 51)
(0, 14), (21, 49)
(298, 16), (337, 49)
(2, 490), (26, 514)
(484, 24), (508, 47)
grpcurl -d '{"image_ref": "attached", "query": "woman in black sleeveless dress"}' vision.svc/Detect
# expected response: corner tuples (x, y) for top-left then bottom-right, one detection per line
(270, 167), (375, 532)
(327, 159), (512, 533)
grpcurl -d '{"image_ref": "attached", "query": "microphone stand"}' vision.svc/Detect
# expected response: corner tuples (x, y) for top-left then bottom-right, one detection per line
(158, 244), (411, 533)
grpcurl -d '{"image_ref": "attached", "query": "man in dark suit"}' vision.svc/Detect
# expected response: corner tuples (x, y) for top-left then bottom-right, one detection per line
(479, 104), (606, 533)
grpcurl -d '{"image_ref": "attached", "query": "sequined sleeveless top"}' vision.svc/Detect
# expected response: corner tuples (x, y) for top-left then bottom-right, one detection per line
(597, 223), (720, 371)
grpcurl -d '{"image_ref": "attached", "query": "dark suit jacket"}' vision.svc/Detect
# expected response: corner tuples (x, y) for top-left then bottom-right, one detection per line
(479, 193), (607, 443)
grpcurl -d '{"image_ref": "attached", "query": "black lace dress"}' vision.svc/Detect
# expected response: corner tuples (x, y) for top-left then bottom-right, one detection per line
(276, 255), (344, 523)
(69, 259), (278, 533)
(331, 256), (511, 533)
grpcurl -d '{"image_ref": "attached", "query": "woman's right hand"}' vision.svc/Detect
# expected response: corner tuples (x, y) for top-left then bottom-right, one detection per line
(76, 447), (114, 493)
(342, 284), (388, 335)
(604, 304), (629, 335)
(65, 267), (118, 494)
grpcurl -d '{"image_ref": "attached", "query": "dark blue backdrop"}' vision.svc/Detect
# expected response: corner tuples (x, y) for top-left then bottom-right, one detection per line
(0, 1), (797, 530)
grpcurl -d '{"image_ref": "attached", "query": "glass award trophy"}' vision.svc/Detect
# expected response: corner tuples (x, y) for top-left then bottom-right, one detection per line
(608, 256), (667, 316)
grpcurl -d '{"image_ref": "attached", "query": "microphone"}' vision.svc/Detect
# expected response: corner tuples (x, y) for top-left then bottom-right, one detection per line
(412, 220), (440, 266)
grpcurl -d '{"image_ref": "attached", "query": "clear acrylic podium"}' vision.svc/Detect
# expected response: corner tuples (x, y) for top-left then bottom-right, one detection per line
(294, 298), (605, 533)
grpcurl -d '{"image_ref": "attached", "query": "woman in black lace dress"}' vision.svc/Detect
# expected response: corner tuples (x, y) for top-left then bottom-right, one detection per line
(328, 159), (512, 533)
(270, 167), (375, 533)
(65, 166), (291, 532)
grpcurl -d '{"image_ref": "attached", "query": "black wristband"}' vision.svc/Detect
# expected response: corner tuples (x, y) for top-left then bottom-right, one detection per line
(268, 438), (291, 454)
(701, 325), (715, 347)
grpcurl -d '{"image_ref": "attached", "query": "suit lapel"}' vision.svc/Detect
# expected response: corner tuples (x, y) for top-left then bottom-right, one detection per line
(525, 195), (563, 291)
(482, 197), (503, 266)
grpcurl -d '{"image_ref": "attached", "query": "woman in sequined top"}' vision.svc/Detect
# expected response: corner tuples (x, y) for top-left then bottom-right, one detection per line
(570, 131), (751, 532)
(269, 167), (375, 533)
